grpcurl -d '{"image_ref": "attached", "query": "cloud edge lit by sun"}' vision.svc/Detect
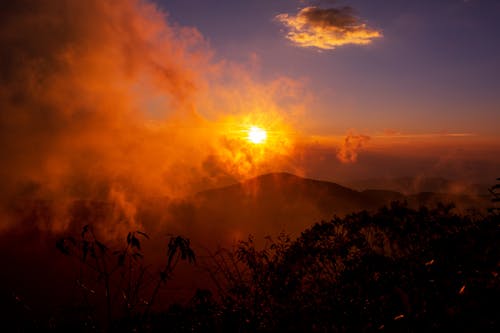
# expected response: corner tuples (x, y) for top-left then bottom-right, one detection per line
(276, 6), (383, 50)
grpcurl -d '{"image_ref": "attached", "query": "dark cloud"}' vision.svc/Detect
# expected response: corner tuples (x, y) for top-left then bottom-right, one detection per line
(303, 6), (358, 29)
(276, 6), (382, 50)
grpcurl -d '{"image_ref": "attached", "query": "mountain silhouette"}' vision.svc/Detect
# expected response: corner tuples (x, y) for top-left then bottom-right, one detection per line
(165, 173), (400, 244)
(163, 172), (489, 246)
(197, 172), (403, 213)
(348, 176), (489, 195)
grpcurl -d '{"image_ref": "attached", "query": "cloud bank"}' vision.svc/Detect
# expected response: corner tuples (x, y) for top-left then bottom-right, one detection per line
(276, 6), (382, 50)
(0, 0), (305, 233)
(336, 132), (370, 163)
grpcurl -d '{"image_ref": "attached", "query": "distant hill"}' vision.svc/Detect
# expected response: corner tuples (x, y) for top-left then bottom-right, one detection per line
(164, 173), (392, 245)
(196, 172), (404, 214)
(162, 173), (488, 246)
(3, 173), (489, 246)
(347, 176), (490, 195)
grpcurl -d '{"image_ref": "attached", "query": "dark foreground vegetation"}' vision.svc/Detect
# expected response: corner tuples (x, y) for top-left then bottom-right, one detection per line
(4, 182), (500, 332)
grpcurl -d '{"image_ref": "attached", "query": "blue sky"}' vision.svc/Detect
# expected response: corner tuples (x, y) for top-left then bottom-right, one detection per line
(157, 0), (500, 135)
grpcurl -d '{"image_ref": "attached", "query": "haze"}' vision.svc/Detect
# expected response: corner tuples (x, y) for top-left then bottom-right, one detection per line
(0, 1), (499, 330)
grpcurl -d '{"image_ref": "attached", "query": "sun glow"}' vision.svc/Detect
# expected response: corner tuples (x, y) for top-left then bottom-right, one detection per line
(247, 126), (267, 144)
(214, 114), (295, 179)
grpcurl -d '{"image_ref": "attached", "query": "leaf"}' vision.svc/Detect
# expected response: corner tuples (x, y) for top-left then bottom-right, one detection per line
(130, 236), (141, 250)
(167, 238), (179, 266)
(89, 245), (97, 259)
(136, 231), (150, 239)
(95, 240), (107, 253)
(81, 225), (89, 239)
(82, 241), (89, 262)
(132, 252), (144, 261)
(187, 248), (196, 263)
(56, 239), (70, 255)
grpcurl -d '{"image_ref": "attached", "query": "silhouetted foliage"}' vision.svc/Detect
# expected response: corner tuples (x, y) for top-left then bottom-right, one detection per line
(198, 202), (500, 332)
(54, 226), (195, 332)
(8, 194), (500, 332)
(488, 178), (500, 214)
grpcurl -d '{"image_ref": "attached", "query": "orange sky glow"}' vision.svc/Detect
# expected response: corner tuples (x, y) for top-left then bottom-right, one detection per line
(0, 0), (499, 234)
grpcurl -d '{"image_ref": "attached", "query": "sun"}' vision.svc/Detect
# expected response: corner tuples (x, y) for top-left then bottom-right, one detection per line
(247, 126), (267, 144)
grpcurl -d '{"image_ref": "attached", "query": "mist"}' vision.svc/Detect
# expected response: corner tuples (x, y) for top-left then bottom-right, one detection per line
(0, 0), (309, 235)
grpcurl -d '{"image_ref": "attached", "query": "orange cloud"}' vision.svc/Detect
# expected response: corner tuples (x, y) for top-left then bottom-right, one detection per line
(336, 132), (370, 163)
(276, 6), (382, 50)
(0, 0), (308, 233)
(377, 130), (475, 139)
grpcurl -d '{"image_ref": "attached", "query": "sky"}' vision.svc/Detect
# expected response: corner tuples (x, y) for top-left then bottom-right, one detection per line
(0, 0), (499, 232)
(1, 1), (499, 311)
(158, 0), (500, 136)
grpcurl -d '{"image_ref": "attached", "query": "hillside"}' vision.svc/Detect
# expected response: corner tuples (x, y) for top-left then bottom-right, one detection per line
(166, 173), (486, 246)
(178, 173), (394, 241)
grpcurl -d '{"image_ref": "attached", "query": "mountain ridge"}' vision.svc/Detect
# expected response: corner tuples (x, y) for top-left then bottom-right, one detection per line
(181, 172), (489, 244)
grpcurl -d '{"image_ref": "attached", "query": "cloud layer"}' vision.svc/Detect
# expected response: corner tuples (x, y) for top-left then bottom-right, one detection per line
(336, 132), (370, 163)
(276, 6), (382, 50)
(0, 0), (306, 233)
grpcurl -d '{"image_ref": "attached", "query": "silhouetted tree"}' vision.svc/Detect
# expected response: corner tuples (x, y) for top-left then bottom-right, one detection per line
(56, 226), (195, 332)
(204, 202), (500, 332)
